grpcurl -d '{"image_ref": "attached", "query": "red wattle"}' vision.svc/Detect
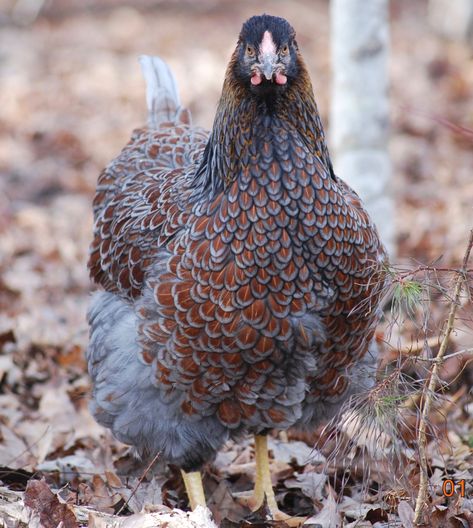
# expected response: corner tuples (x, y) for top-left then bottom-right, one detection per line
(275, 72), (287, 85)
(251, 73), (262, 85)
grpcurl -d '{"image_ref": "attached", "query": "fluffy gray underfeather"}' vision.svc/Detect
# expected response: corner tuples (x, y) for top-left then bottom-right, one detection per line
(87, 291), (230, 470)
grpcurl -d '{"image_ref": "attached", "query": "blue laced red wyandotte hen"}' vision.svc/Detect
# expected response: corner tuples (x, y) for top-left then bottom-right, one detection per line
(87, 14), (387, 525)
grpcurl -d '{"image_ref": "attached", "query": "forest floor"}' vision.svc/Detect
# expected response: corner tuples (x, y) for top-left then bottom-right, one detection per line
(0, 0), (472, 526)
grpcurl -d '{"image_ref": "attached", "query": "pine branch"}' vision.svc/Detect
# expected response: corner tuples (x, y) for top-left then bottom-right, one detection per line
(413, 229), (473, 526)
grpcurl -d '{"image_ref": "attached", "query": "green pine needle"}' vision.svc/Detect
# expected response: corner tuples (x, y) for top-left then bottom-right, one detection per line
(392, 279), (424, 317)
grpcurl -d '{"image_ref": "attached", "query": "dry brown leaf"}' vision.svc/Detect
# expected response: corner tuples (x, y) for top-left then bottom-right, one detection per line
(89, 474), (122, 513)
(24, 478), (78, 528)
(284, 472), (327, 501)
(119, 476), (164, 514)
(268, 438), (320, 466)
(338, 496), (386, 522)
(397, 500), (415, 528)
(428, 503), (472, 528)
(208, 479), (250, 525)
(88, 505), (217, 528)
(0, 425), (36, 469)
(304, 494), (341, 528)
(343, 522), (372, 528)
(105, 469), (123, 488)
(37, 454), (97, 482)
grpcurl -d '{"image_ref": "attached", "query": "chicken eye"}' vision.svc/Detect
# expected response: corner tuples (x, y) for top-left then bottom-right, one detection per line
(280, 44), (289, 56)
(246, 45), (255, 57)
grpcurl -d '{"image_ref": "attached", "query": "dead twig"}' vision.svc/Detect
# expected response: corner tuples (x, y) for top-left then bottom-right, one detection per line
(116, 452), (161, 516)
(413, 229), (473, 526)
(413, 348), (473, 362)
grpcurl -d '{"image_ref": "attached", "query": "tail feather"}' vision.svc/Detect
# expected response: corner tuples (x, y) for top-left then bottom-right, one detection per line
(139, 55), (184, 129)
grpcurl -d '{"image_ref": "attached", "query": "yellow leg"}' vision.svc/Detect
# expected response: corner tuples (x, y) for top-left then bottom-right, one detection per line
(181, 470), (206, 510)
(251, 434), (306, 527)
(253, 434), (279, 512)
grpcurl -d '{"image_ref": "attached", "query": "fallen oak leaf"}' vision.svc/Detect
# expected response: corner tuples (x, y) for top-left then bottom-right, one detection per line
(24, 478), (78, 528)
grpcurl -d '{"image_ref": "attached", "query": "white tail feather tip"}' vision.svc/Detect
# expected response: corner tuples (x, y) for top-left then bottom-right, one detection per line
(139, 55), (181, 128)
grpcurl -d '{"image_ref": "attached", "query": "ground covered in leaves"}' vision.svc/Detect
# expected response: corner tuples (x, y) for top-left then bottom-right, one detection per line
(0, 0), (472, 526)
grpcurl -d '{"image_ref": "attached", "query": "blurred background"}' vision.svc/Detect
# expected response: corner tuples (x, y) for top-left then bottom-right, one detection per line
(0, 0), (472, 516)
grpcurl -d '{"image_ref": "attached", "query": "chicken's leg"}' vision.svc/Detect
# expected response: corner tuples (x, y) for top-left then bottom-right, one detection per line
(181, 470), (206, 510)
(252, 434), (279, 512)
(251, 434), (305, 527)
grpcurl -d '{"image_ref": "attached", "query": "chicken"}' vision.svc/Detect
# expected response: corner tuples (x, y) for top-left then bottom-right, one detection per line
(87, 14), (387, 522)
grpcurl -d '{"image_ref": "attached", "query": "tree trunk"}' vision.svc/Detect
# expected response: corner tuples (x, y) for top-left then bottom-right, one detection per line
(330, 0), (394, 256)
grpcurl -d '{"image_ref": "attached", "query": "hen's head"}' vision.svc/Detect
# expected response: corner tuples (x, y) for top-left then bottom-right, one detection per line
(231, 15), (301, 97)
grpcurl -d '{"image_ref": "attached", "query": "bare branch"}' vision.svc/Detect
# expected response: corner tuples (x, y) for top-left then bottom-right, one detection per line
(413, 229), (473, 526)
